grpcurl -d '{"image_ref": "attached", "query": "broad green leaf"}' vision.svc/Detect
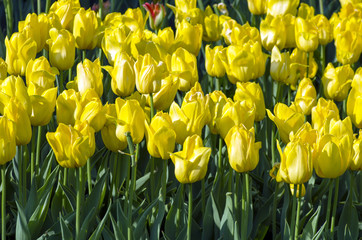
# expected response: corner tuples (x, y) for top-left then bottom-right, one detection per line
(89, 203), (112, 240)
(133, 198), (159, 240)
(301, 205), (321, 239)
(220, 194), (234, 239)
(15, 201), (31, 240)
(79, 207), (96, 240)
(59, 214), (73, 240)
(337, 192), (359, 240)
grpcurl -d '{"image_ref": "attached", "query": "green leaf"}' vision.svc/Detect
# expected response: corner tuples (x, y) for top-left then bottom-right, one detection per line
(89, 203), (112, 240)
(165, 184), (184, 239)
(59, 181), (76, 211)
(135, 172), (151, 191)
(301, 206), (321, 239)
(151, 200), (166, 239)
(110, 214), (125, 240)
(220, 194), (234, 239)
(15, 201), (31, 240)
(202, 194), (217, 240)
(59, 214), (74, 240)
(312, 222), (326, 240)
(133, 198), (159, 239)
(79, 207), (96, 240)
(28, 190), (52, 238)
(337, 191), (359, 240)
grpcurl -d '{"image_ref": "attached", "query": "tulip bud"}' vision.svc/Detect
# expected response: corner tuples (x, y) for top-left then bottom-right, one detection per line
(294, 78), (317, 115)
(48, 0), (81, 30)
(143, 2), (166, 30)
(46, 122), (95, 168)
(207, 91), (229, 135)
(149, 74), (179, 111)
(270, 46), (292, 84)
(47, 28), (75, 71)
(297, 3), (315, 20)
(347, 68), (362, 128)
(225, 124), (261, 173)
(73, 8), (101, 50)
(311, 14), (333, 45)
(247, 0), (267, 15)
(283, 14), (297, 48)
(174, 20), (203, 56)
(267, 103), (305, 144)
(221, 20), (260, 46)
(335, 30), (362, 65)
(170, 134), (211, 184)
(203, 6), (222, 42)
(234, 82), (266, 121)
(311, 98), (340, 134)
(205, 45), (227, 78)
(295, 17), (319, 52)
(56, 89), (80, 126)
(351, 129), (362, 171)
(260, 15), (286, 51)
(267, 0), (300, 17)
(78, 89), (106, 132)
(102, 26), (132, 66)
(322, 63), (353, 101)
(5, 32), (37, 76)
(0, 116), (16, 165)
(289, 48), (318, 87)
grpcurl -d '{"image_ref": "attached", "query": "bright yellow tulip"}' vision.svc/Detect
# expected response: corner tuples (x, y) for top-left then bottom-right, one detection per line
(322, 63), (353, 101)
(0, 116), (16, 165)
(47, 28), (75, 71)
(73, 8), (101, 50)
(294, 78), (317, 115)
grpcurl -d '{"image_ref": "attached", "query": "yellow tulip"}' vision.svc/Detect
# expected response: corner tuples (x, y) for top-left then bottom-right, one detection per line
(312, 14), (333, 45)
(267, 103), (305, 143)
(247, 0), (267, 15)
(170, 134), (211, 184)
(260, 14), (286, 51)
(289, 184), (306, 197)
(26, 56), (59, 95)
(115, 98), (145, 145)
(311, 98), (340, 134)
(221, 20), (260, 46)
(46, 121), (95, 168)
(294, 78), (317, 115)
(276, 139), (313, 184)
(0, 58), (7, 80)
(216, 100), (256, 139)
(283, 14), (297, 48)
(351, 129), (362, 171)
(153, 27), (175, 53)
(18, 13), (50, 52)
(28, 83), (57, 126)
(270, 46), (293, 84)
(5, 32), (37, 76)
(203, 6), (222, 42)
(56, 89), (80, 126)
(207, 91), (229, 135)
(295, 17), (319, 53)
(0, 116), (16, 165)
(48, 0), (81, 30)
(47, 28), (75, 71)
(171, 47), (198, 92)
(335, 30), (362, 65)
(322, 63), (353, 101)
(145, 112), (176, 159)
(347, 68), (362, 128)
(73, 8), (101, 50)
(267, 0), (300, 17)
(234, 82), (266, 121)
(123, 7), (147, 32)
(149, 75), (179, 111)
(339, 0), (362, 7)
(3, 98), (32, 146)
(101, 104), (128, 152)
(205, 45), (227, 78)
(225, 124), (261, 173)
(175, 0), (196, 12)
(289, 48), (318, 86)
(289, 122), (318, 148)
(174, 20), (203, 56)
(297, 3), (315, 20)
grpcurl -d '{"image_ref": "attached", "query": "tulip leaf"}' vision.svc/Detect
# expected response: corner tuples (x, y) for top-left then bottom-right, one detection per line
(79, 207), (96, 240)
(110, 214), (126, 240)
(89, 202), (112, 240)
(28, 190), (52, 238)
(59, 214), (73, 240)
(202, 194), (218, 240)
(115, 199), (128, 233)
(220, 194), (234, 239)
(37, 150), (55, 185)
(151, 200), (166, 239)
(337, 191), (359, 240)
(59, 180), (76, 211)
(165, 183), (185, 239)
(301, 205), (321, 239)
(134, 198), (160, 239)
(135, 172), (151, 191)
(251, 192), (274, 239)
(312, 222), (326, 240)
(15, 200), (31, 240)
(51, 182), (65, 222)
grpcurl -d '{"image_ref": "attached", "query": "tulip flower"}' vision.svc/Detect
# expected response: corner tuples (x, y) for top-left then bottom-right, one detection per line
(267, 0), (300, 17)
(225, 124), (261, 173)
(207, 91), (229, 135)
(289, 122), (318, 148)
(48, 0), (81, 30)
(321, 63), (353, 101)
(0, 116), (16, 165)
(123, 7), (147, 32)
(335, 30), (362, 65)
(149, 75), (179, 111)
(167, 1), (203, 26)
(267, 103), (305, 143)
(115, 98), (145, 145)
(294, 78), (317, 115)
(297, 3), (315, 20)
(143, 2), (166, 31)
(247, 0), (267, 15)
(26, 57), (59, 95)
(171, 47), (198, 92)
(18, 13), (50, 52)
(73, 8), (101, 50)
(56, 89), (81, 126)
(203, 6), (222, 42)
(283, 14), (297, 48)
(101, 104), (127, 152)
(5, 32), (37, 76)
(47, 28), (75, 71)
(221, 20), (260, 46)
(0, 58), (7, 80)
(270, 46), (293, 85)
(311, 98), (340, 134)
(234, 82), (266, 121)
(145, 112), (176, 159)
(289, 48), (318, 85)
(205, 45), (227, 78)
(289, 184), (306, 197)
(170, 134), (211, 184)
(295, 17), (319, 53)
(260, 15), (286, 51)
(351, 130), (362, 171)
(347, 68), (362, 128)
(153, 27), (175, 53)
(174, 20), (203, 56)
(46, 121), (95, 168)
(311, 14), (333, 45)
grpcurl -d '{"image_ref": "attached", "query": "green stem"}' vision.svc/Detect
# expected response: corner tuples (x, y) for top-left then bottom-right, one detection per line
(58, 70), (64, 94)
(127, 133), (138, 240)
(87, 160), (92, 194)
(2, 164), (6, 240)
(82, 50), (86, 62)
(161, 160), (168, 202)
(290, 185), (297, 240)
(37, 0), (41, 14)
(176, 184), (184, 233)
(319, 0), (324, 15)
(215, 77), (220, 91)
(149, 92), (155, 119)
(45, 0), (51, 13)
(98, 0), (103, 20)
(35, 126), (42, 175)
(22, 145), (27, 206)
(306, 52), (310, 78)
(31, 0), (35, 12)
(288, 87), (291, 106)
(150, 156), (155, 201)
(62, 168), (67, 210)
(330, 177), (340, 239)
(197, 0), (204, 10)
(213, 137), (223, 188)
(30, 127), (36, 184)
(241, 172), (250, 240)
(111, 152), (117, 199)
(272, 183), (279, 239)
(4, 0), (13, 37)
(325, 179), (333, 231)
(295, 185), (302, 240)
(201, 178), (205, 214)
(187, 184), (193, 240)
(76, 166), (85, 239)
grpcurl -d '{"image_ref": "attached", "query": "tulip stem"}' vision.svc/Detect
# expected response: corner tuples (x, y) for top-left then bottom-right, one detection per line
(325, 179), (333, 231)
(4, 0), (13, 37)
(35, 126), (42, 175)
(149, 92), (155, 119)
(76, 166), (85, 239)
(22, 145), (27, 206)
(306, 52), (310, 78)
(213, 137), (223, 188)
(319, 0), (324, 15)
(31, 127), (36, 184)
(98, 0), (103, 20)
(272, 183), (279, 239)
(62, 168), (67, 209)
(127, 133), (138, 240)
(37, 0), (41, 14)
(295, 185), (302, 240)
(330, 177), (340, 239)
(290, 184), (297, 240)
(2, 164), (6, 240)
(87, 160), (92, 194)
(241, 172), (250, 240)
(187, 184), (193, 240)
(161, 160), (168, 202)
(82, 50), (86, 62)
(45, 0), (51, 13)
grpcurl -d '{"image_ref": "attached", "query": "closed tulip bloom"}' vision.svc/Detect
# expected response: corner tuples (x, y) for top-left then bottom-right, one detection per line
(260, 14), (286, 51)
(297, 3), (314, 19)
(73, 8), (101, 50)
(26, 57), (59, 95)
(289, 122), (318, 148)
(143, 2), (166, 31)
(72, 58), (103, 98)
(276, 139), (313, 184)
(78, 90), (106, 132)
(335, 30), (362, 65)
(5, 32), (37, 76)
(347, 68), (362, 128)
(170, 134), (211, 184)
(18, 13), (50, 52)
(295, 17), (319, 52)
(270, 46), (292, 84)
(3, 98), (32, 146)
(283, 14), (297, 48)
(150, 75), (179, 111)
(289, 184), (306, 197)
(0, 116), (16, 165)
(171, 48), (198, 92)
(101, 104), (127, 152)
(174, 20), (203, 56)
(311, 98), (340, 134)
(154, 27), (175, 53)
(221, 20), (260, 46)
(205, 45), (227, 78)
(102, 26), (132, 65)
(203, 6), (221, 42)
(312, 14), (333, 45)
(115, 98), (145, 145)
(294, 78), (317, 115)
(267, 103), (305, 143)
(46, 121), (95, 168)
(103, 52), (135, 97)
(145, 112), (176, 159)
(247, 0), (267, 15)
(267, 0), (300, 17)
(217, 100), (256, 139)
(56, 89), (80, 125)
(322, 63), (353, 101)
(47, 28), (75, 71)
(234, 82), (265, 121)
(351, 130), (362, 171)
(0, 58), (7, 80)
(48, 0), (81, 30)
(289, 48), (318, 84)
(175, 0), (196, 12)
(207, 91), (229, 135)
(28, 83), (57, 126)
(225, 125), (261, 173)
